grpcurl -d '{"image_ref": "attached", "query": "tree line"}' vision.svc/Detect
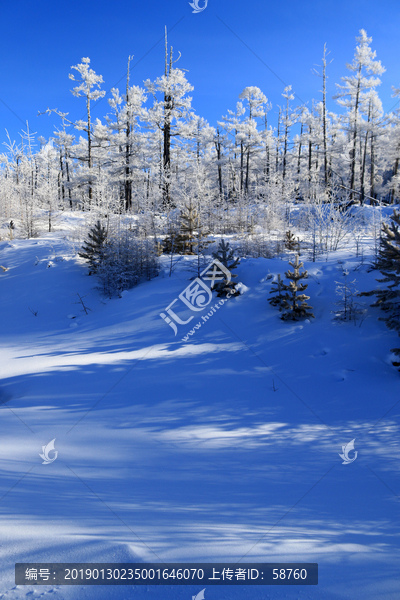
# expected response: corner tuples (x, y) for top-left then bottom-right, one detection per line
(1, 28), (399, 239)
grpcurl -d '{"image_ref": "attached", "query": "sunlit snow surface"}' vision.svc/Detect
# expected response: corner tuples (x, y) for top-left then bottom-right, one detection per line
(0, 211), (399, 599)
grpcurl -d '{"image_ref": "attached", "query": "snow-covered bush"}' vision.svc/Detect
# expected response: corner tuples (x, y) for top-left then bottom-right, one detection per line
(96, 232), (160, 297)
(332, 269), (367, 324)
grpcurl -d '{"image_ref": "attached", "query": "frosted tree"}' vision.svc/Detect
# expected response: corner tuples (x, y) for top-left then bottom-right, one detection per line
(144, 28), (195, 206)
(18, 125), (39, 238)
(312, 44), (333, 186)
(44, 58), (106, 209)
(68, 58), (106, 205)
(334, 30), (385, 203)
(107, 58), (147, 211)
(213, 127), (226, 199)
(36, 141), (59, 232)
(386, 86), (400, 203)
(279, 85), (298, 181)
(219, 101), (246, 196)
(51, 114), (75, 209)
(238, 86), (268, 193)
(358, 90), (383, 204)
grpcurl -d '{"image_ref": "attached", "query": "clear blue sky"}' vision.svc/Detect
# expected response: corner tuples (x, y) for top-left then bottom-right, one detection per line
(1, 0), (399, 146)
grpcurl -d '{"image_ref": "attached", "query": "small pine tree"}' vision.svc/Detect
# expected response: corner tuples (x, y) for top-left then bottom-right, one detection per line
(211, 238), (240, 297)
(163, 204), (210, 256)
(269, 274), (285, 310)
(8, 220), (14, 240)
(362, 209), (400, 368)
(96, 234), (159, 298)
(280, 255), (315, 321)
(79, 220), (107, 275)
(285, 230), (299, 251)
(162, 220), (180, 255)
(332, 269), (367, 324)
(180, 203), (199, 254)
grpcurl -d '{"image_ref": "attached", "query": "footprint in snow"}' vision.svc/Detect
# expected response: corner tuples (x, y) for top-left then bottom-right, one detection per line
(333, 369), (354, 381)
(311, 348), (330, 358)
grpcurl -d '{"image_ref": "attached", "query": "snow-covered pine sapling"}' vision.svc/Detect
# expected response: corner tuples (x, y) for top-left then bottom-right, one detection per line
(8, 220), (14, 240)
(332, 269), (367, 324)
(180, 203), (199, 255)
(285, 230), (299, 251)
(163, 223), (183, 277)
(79, 220), (107, 275)
(163, 204), (210, 258)
(268, 274), (285, 310)
(361, 209), (400, 369)
(95, 233), (160, 297)
(212, 238), (240, 297)
(192, 222), (212, 279)
(280, 254), (315, 321)
(163, 223), (180, 255)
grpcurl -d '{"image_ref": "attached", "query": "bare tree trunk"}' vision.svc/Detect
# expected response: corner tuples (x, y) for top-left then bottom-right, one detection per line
(370, 133), (375, 201)
(59, 150), (65, 202)
(86, 94), (92, 206)
(360, 100), (372, 205)
(389, 140), (400, 203)
(214, 128), (223, 197)
(65, 151), (72, 208)
(349, 64), (362, 201)
(322, 44), (329, 186)
(282, 98), (290, 180)
(245, 142), (250, 192)
(240, 141), (244, 192)
(264, 113), (270, 183)
(162, 30), (172, 207)
(125, 55), (133, 211)
(276, 108), (281, 174)
(297, 122), (303, 176)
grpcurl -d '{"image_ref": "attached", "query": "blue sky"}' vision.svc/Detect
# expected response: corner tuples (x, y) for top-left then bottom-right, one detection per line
(1, 0), (399, 146)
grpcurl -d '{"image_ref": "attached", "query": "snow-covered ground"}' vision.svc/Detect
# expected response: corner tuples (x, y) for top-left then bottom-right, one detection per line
(1, 214), (399, 599)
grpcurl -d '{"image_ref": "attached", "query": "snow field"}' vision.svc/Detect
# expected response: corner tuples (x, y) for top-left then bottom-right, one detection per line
(0, 216), (399, 599)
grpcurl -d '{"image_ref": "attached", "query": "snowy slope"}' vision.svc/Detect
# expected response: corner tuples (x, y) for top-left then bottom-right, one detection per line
(0, 216), (399, 600)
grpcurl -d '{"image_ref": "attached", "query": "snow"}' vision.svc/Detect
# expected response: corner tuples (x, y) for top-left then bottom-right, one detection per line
(0, 214), (400, 599)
